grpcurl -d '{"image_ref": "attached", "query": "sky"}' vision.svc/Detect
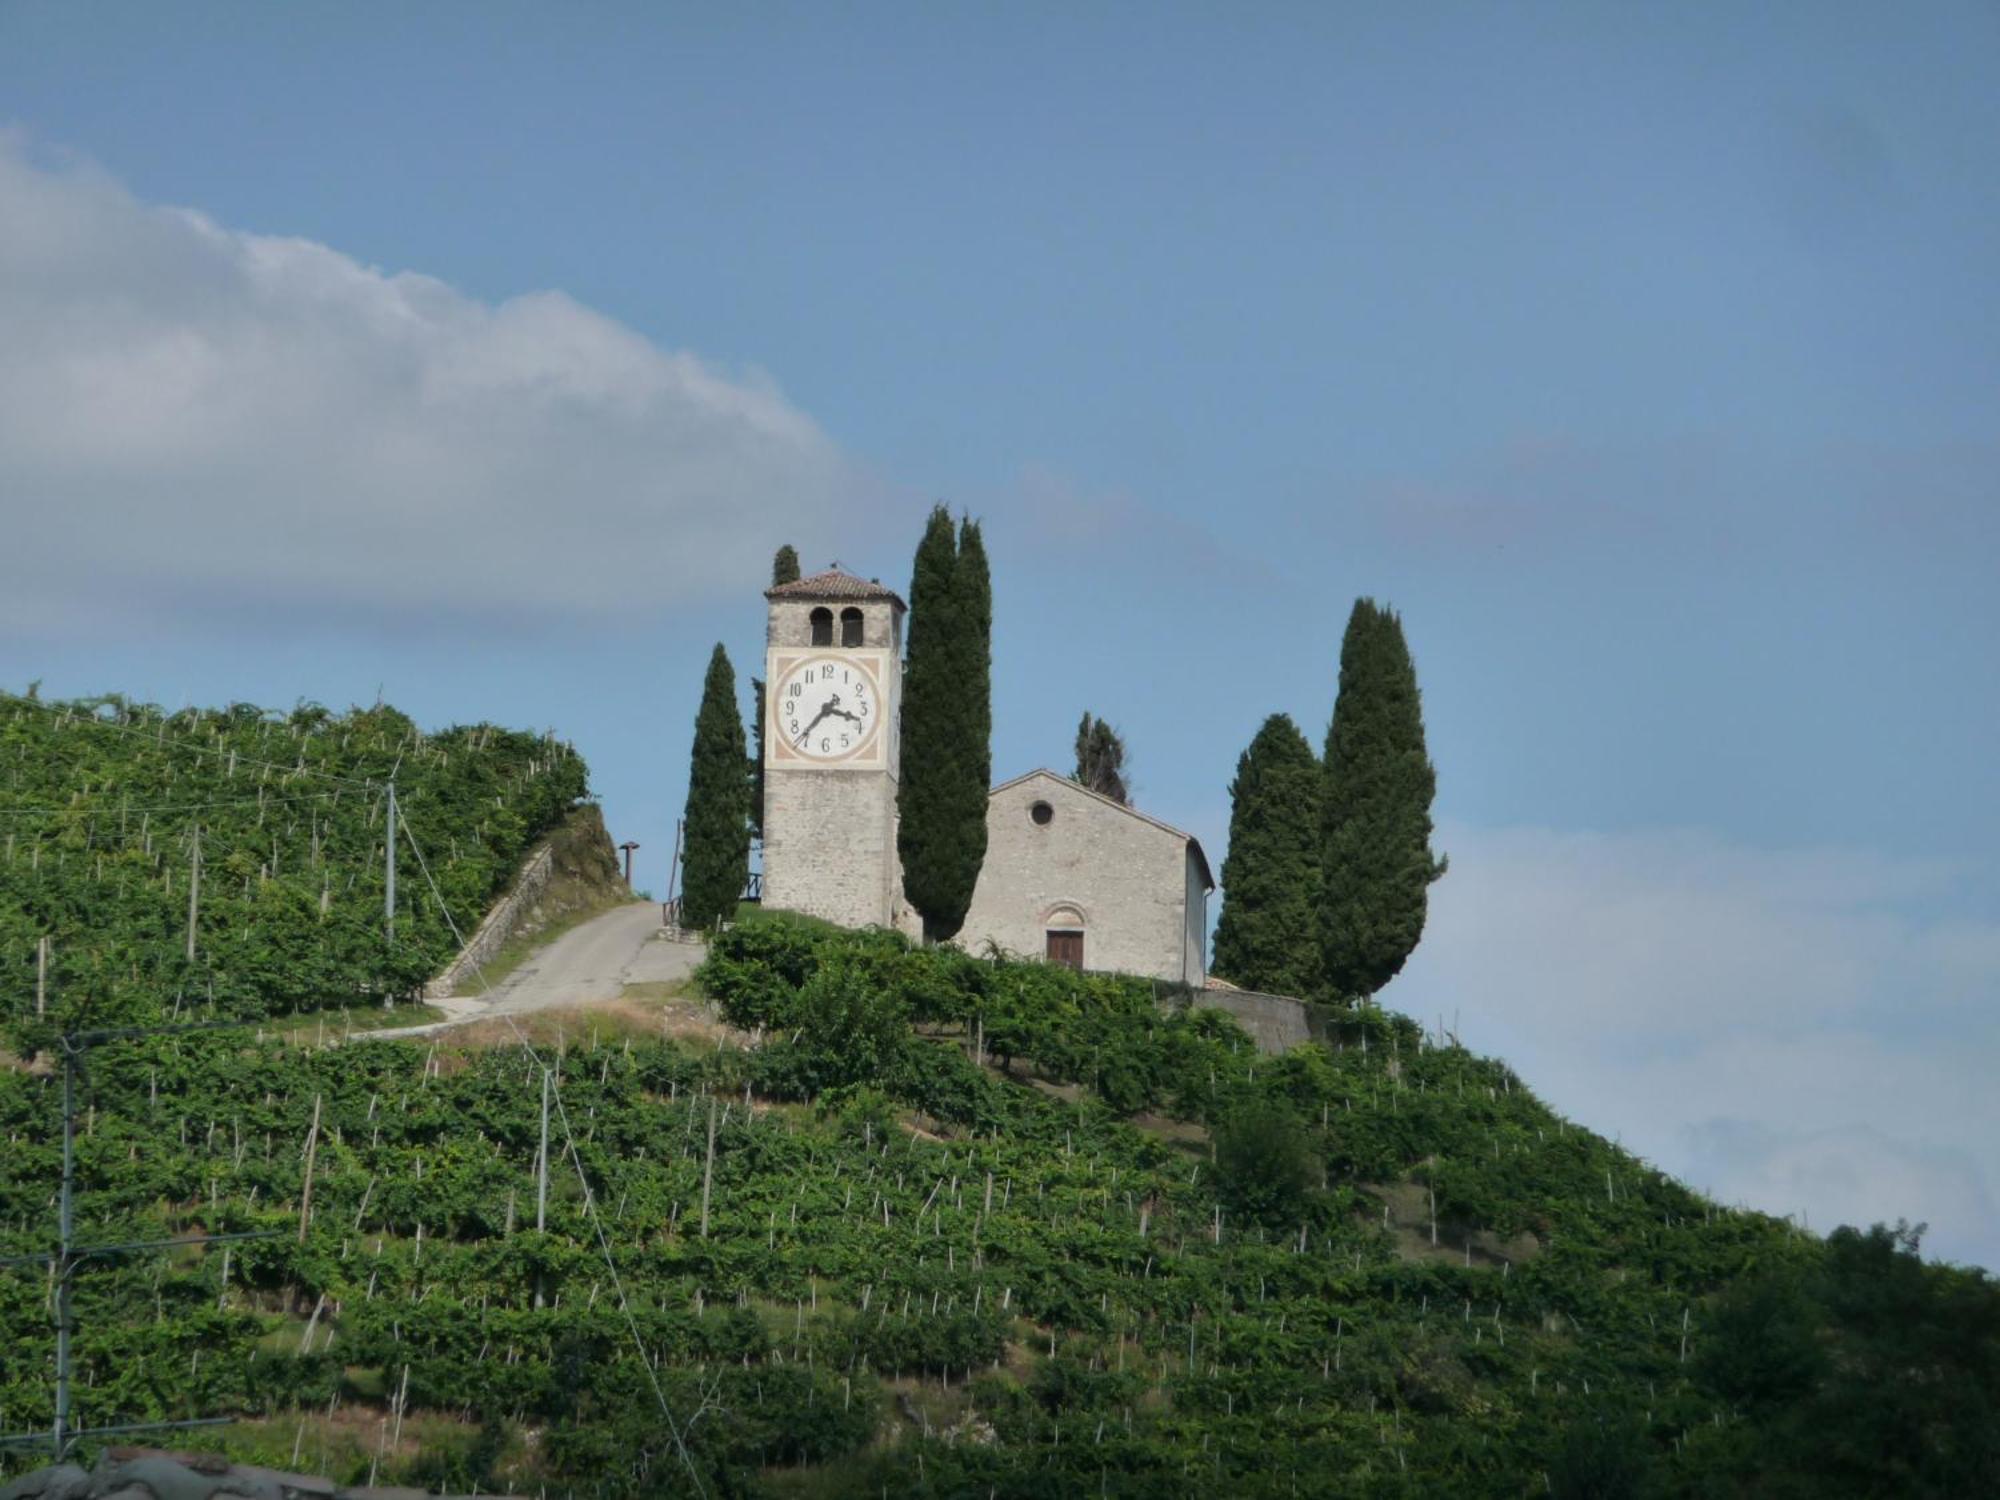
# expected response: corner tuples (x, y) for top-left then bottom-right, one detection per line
(2, 3), (1996, 1265)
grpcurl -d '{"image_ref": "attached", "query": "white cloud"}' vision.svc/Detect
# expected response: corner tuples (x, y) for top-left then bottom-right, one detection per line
(1390, 822), (2000, 1270)
(0, 134), (855, 632)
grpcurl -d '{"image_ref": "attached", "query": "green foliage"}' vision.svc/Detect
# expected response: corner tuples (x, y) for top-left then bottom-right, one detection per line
(1693, 1265), (1824, 1412)
(1682, 1221), (2000, 1495)
(1320, 599), (1447, 999)
(1214, 1095), (1317, 1226)
(896, 507), (991, 943)
(750, 676), (767, 841)
(772, 544), (802, 586)
(1072, 712), (1129, 804)
(679, 644), (750, 929)
(0, 692), (586, 1034)
(791, 951), (912, 1087)
(1548, 1415), (1657, 1499)
(1212, 713), (1322, 996)
(7, 913), (1997, 1498)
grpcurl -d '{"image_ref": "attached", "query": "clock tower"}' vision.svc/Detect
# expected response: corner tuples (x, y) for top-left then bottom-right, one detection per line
(761, 568), (908, 929)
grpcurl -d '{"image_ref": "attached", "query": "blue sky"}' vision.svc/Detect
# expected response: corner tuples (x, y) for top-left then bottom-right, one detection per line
(3, 3), (1996, 1264)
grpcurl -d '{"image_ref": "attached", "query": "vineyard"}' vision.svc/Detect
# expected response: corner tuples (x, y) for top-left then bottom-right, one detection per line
(8, 908), (1994, 1496)
(0, 691), (588, 1031)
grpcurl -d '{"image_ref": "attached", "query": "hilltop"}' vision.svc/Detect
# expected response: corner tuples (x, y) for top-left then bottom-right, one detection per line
(5, 901), (1995, 1496)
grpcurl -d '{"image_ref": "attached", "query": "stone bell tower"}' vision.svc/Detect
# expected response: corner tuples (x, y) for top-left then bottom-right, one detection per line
(760, 568), (907, 930)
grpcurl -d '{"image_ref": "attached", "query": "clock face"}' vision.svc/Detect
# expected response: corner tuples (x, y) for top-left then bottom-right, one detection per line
(773, 654), (883, 763)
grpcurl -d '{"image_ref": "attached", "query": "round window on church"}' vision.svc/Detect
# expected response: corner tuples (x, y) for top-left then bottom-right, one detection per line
(1030, 800), (1054, 826)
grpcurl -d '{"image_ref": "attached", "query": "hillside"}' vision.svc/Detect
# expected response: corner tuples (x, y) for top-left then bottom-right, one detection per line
(0, 692), (589, 1030)
(4, 913), (1994, 1496)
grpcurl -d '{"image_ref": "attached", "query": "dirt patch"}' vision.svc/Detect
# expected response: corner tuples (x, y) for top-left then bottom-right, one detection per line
(1127, 1110), (1210, 1152)
(1364, 1179), (1542, 1268)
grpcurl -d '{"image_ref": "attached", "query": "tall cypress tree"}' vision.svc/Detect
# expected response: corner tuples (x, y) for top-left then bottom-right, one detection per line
(753, 546), (797, 841)
(748, 677), (767, 841)
(898, 506), (991, 942)
(680, 643), (751, 929)
(952, 513), (993, 875)
(1212, 714), (1321, 996)
(1320, 600), (1446, 998)
(1073, 712), (1129, 804)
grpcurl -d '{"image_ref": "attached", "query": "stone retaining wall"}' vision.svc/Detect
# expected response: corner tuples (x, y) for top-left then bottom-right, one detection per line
(1190, 988), (1312, 1054)
(425, 842), (554, 998)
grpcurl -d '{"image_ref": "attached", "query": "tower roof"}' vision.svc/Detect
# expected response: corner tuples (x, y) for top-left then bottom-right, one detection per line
(766, 567), (906, 607)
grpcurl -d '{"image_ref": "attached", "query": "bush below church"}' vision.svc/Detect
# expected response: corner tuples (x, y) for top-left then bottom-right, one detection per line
(698, 912), (1260, 1123)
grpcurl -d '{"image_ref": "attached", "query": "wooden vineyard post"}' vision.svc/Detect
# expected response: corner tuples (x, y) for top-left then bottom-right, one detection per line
(186, 825), (200, 963)
(298, 1095), (322, 1243)
(700, 1097), (718, 1238)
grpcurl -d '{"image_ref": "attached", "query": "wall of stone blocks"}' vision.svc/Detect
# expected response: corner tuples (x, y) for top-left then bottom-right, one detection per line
(762, 767), (902, 929)
(1189, 989), (1312, 1055)
(958, 771), (1198, 983)
(425, 841), (554, 998)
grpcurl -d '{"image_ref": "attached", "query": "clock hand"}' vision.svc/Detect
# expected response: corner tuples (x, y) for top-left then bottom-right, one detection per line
(795, 702), (834, 745)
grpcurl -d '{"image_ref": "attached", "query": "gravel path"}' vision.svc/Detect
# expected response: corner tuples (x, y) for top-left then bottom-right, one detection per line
(361, 901), (705, 1040)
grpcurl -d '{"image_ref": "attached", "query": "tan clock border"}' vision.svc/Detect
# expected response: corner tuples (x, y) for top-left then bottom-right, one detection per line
(768, 651), (887, 767)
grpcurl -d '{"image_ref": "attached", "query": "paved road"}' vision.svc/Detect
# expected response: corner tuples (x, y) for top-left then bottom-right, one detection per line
(364, 901), (704, 1039)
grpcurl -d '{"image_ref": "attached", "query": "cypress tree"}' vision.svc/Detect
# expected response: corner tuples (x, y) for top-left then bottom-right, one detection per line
(1073, 712), (1129, 804)
(1320, 599), (1447, 998)
(1212, 714), (1321, 996)
(897, 506), (992, 941)
(753, 545), (797, 841)
(680, 643), (751, 929)
(748, 677), (766, 841)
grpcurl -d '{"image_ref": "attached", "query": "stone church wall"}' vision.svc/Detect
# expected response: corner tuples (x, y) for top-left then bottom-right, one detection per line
(958, 771), (1195, 983)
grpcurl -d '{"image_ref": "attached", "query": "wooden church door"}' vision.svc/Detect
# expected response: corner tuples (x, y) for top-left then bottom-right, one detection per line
(1046, 929), (1084, 970)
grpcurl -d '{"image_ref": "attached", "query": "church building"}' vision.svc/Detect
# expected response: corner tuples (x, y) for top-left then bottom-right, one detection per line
(760, 568), (1212, 986)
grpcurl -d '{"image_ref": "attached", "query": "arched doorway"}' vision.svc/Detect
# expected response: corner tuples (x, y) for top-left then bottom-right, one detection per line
(1044, 903), (1086, 970)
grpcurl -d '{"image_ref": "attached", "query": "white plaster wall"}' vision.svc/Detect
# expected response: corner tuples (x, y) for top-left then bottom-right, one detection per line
(958, 771), (1195, 982)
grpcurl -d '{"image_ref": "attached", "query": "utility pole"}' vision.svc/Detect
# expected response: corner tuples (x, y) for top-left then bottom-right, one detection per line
(53, 1037), (74, 1456)
(534, 1067), (550, 1311)
(1, 1022), (280, 1462)
(537, 1068), (550, 1234)
(384, 782), (397, 947)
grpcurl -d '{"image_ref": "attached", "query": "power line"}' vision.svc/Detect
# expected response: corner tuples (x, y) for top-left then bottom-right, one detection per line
(0, 790), (355, 824)
(0, 1019), (282, 1459)
(394, 807), (710, 1498)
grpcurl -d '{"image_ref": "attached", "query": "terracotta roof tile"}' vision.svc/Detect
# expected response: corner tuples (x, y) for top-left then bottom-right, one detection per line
(765, 568), (905, 605)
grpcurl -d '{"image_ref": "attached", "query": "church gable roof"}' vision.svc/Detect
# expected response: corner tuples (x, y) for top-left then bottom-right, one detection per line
(991, 769), (1214, 890)
(765, 568), (906, 606)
